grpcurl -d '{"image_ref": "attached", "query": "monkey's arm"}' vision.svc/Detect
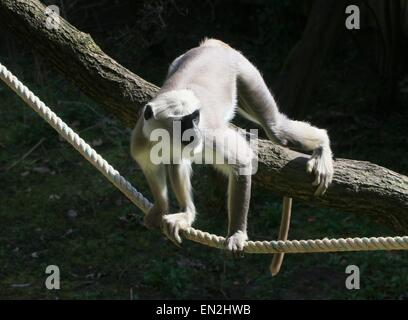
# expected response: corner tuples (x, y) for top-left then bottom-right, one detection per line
(167, 162), (196, 215)
(131, 120), (169, 229)
(142, 165), (169, 229)
(162, 161), (196, 245)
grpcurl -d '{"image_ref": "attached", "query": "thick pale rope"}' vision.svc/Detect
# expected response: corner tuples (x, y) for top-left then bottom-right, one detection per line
(2, 62), (408, 254)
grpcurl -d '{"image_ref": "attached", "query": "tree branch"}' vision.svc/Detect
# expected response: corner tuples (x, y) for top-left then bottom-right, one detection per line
(1, 0), (407, 232)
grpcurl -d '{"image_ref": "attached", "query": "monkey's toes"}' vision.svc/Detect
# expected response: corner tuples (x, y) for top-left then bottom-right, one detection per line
(306, 155), (333, 196)
(306, 157), (316, 174)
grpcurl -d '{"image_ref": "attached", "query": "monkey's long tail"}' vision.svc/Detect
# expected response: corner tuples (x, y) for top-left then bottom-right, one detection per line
(270, 197), (292, 276)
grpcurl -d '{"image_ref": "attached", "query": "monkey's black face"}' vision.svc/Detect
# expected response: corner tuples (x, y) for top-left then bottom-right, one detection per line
(167, 109), (203, 161)
(180, 109), (200, 146)
(143, 104), (154, 120)
(142, 104), (203, 162)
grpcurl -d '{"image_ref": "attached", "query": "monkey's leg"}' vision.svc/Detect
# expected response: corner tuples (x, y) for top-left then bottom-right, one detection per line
(211, 127), (254, 254)
(226, 172), (251, 253)
(270, 196), (292, 276)
(162, 161), (196, 246)
(142, 164), (169, 230)
(236, 57), (333, 195)
(242, 98), (333, 195)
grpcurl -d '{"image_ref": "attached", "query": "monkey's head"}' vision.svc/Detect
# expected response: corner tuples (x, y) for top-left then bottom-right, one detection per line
(142, 90), (203, 161)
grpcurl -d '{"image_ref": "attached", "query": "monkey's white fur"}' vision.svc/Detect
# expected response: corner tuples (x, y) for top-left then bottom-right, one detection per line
(131, 39), (334, 266)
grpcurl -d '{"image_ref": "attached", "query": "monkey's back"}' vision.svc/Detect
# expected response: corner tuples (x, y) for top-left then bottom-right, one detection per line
(160, 43), (239, 128)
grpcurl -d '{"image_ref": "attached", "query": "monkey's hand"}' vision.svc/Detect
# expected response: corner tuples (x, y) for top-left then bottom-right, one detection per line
(306, 146), (334, 196)
(162, 212), (193, 246)
(226, 230), (248, 254)
(144, 205), (166, 230)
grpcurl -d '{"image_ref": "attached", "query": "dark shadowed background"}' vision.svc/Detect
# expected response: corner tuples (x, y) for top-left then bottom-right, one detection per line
(0, 0), (408, 299)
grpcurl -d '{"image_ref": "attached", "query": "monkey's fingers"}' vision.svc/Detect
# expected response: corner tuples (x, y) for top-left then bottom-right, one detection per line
(173, 224), (183, 244)
(162, 221), (182, 247)
(228, 247), (245, 259)
(306, 157), (316, 174)
(225, 232), (247, 258)
(229, 242), (245, 258)
(222, 247), (245, 259)
(167, 232), (182, 247)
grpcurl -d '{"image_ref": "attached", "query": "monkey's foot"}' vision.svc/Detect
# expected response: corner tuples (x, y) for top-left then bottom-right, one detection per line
(162, 212), (193, 246)
(306, 147), (334, 196)
(226, 230), (248, 255)
(144, 206), (166, 230)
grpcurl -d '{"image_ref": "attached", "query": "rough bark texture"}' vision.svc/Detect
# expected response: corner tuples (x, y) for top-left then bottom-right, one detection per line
(0, 0), (159, 128)
(256, 140), (408, 232)
(1, 0), (407, 232)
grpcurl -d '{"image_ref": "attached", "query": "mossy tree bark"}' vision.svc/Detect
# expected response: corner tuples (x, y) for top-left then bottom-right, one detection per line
(1, 0), (407, 232)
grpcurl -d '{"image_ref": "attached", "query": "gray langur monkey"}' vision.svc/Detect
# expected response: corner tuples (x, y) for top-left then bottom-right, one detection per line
(131, 39), (333, 275)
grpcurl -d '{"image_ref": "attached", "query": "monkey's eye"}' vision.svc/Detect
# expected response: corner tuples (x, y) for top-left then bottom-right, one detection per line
(144, 105), (153, 120)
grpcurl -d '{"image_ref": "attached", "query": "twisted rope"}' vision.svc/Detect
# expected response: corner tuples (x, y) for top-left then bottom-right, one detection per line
(2, 62), (408, 254)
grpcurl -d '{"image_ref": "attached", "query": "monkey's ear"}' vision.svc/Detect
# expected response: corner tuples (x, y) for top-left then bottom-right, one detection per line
(144, 104), (154, 120)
